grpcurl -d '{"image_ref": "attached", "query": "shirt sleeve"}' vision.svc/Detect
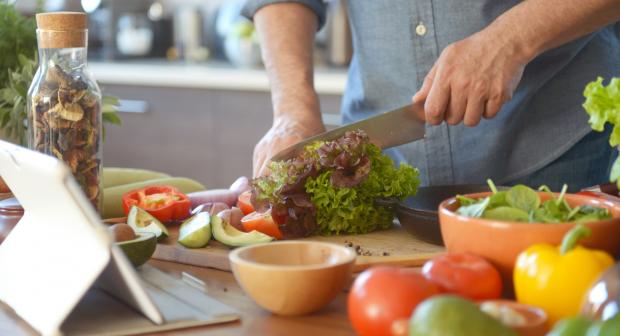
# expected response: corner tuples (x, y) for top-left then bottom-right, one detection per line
(241, 0), (327, 30)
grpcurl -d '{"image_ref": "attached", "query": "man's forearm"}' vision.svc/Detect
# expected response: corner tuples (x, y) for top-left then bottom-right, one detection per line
(254, 3), (321, 122)
(488, 0), (620, 63)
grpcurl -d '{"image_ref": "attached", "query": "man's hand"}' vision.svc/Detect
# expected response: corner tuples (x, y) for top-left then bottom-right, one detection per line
(253, 115), (325, 177)
(413, 0), (620, 127)
(251, 3), (323, 177)
(413, 30), (528, 127)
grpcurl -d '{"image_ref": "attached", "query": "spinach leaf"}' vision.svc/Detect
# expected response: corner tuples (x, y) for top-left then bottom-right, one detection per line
(457, 197), (490, 218)
(486, 178), (499, 194)
(455, 179), (612, 224)
(579, 205), (611, 217)
(482, 206), (530, 222)
(573, 205), (611, 222)
(487, 191), (508, 209)
(456, 195), (478, 206)
(576, 213), (607, 224)
(532, 207), (561, 223)
(506, 185), (541, 213)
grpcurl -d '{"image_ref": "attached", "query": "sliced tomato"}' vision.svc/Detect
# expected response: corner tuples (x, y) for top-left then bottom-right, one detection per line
(237, 190), (255, 215)
(241, 210), (283, 239)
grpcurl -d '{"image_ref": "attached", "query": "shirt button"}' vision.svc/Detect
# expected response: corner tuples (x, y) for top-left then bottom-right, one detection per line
(415, 23), (427, 36)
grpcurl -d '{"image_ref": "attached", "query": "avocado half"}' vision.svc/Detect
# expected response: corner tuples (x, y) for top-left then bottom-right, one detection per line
(211, 215), (274, 247)
(116, 232), (157, 267)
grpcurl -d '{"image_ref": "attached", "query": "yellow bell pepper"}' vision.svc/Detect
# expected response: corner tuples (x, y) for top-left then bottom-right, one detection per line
(514, 224), (614, 325)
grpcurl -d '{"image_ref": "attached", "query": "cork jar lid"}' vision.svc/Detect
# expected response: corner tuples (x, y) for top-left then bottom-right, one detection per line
(36, 12), (87, 31)
(36, 12), (88, 49)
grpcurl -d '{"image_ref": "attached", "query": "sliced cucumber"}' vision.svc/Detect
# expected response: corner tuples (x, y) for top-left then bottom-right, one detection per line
(211, 215), (273, 247)
(127, 206), (169, 241)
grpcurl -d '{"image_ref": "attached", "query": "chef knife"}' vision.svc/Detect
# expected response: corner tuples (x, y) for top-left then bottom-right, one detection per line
(269, 103), (426, 162)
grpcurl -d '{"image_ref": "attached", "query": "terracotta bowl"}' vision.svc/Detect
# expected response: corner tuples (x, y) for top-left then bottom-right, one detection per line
(229, 241), (356, 316)
(439, 192), (620, 282)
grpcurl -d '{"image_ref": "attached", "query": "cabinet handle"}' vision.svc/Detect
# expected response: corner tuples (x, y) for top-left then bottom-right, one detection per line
(116, 99), (149, 114)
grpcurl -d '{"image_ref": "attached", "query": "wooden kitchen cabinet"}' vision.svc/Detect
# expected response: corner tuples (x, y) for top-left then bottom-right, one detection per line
(100, 84), (342, 188)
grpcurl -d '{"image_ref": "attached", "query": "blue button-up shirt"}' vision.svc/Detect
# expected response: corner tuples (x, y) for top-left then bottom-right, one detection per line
(243, 0), (620, 186)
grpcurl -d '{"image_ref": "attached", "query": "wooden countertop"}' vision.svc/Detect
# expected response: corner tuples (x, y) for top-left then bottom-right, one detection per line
(0, 259), (355, 336)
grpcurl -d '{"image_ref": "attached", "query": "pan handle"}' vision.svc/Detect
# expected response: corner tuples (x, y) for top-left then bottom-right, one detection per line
(374, 197), (400, 209)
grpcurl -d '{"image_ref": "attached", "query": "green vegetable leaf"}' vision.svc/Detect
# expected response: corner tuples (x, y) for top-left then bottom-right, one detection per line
(482, 206), (530, 222)
(102, 110), (122, 125)
(456, 195), (478, 206)
(487, 191), (508, 209)
(305, 143), (420, 235)
(255, 130), (420, 236)
(506, 185), (541, 213)
(583, 76), (620, 188)
(575, 213), (606, 224)
(457, 181), (611, 223)
(486, 178), (499, 194)
(611, 157), (620, 188)
(532, 207), (560, 223)
(457, 197), (490, 218)
(583, 77), (620, 145)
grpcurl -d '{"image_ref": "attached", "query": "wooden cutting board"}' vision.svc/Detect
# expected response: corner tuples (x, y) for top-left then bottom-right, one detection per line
(151, 224), (445, 272)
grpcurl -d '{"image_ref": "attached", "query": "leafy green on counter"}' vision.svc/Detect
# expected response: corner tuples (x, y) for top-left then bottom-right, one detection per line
(455, 180), (611, 223)
(583, 77), (620, 187)
(252, 130), (420, 236)
(305, 144), (419, 235)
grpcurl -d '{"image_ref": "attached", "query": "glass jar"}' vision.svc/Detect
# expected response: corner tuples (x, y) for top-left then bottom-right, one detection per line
(27, 12), (102, 211)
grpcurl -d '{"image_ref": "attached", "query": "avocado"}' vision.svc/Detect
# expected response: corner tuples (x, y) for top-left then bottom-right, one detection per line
(108, 223), (136, 242)
(211, 215), (273, 247)
(116, 232), (157, 267)
(547, 316), (594, 336)
(178, 212), (212, 248)
(409, 296), (517, 336)
(127, 206), (169, 241)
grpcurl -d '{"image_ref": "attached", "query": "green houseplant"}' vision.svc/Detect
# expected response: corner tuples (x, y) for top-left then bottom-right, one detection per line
(0, 3), (121, 146)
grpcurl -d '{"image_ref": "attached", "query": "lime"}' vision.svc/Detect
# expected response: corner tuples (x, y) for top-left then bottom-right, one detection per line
(116, 232), (157, 267)
(211, 215), (273, 247)
(409, 295), (517, 336)
(127, 206), (169, 241)
(178, 212), (211, 248)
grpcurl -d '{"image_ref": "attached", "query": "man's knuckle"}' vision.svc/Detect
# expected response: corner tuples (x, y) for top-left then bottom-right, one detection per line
(472, 80), (488, 96)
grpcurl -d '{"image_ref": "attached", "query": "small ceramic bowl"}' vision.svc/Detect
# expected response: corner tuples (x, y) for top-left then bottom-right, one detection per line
(480, 300), (548, 336)
(439, 192), (620, 281)
(229, 241), (356, 316)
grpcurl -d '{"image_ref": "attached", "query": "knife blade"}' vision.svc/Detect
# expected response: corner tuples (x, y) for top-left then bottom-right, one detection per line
(269, 103), (426, 162)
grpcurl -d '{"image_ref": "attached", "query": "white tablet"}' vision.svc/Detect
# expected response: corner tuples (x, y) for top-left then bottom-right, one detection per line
(0, 140), (163, 336)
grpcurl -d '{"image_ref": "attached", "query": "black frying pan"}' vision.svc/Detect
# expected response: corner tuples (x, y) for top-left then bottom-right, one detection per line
(378, 184), (499, 245)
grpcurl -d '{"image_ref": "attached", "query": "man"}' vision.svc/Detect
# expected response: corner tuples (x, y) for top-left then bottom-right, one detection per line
(243, 0), (620, 191)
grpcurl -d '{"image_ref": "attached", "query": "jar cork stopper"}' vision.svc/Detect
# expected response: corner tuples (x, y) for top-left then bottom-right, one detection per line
(36, 12), (88, 49)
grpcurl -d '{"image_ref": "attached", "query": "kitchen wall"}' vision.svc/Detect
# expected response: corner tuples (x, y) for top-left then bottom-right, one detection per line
(15, 0), (351, 188)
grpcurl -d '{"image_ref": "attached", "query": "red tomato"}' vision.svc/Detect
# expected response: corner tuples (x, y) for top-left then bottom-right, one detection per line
(241, 210), (283, 239)
(348, 267), (441, 336)
(237, 190), (255, 215)
(421, 253), (502, 301)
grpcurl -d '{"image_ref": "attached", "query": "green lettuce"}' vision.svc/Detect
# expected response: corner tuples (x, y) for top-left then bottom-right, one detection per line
(583, 77), (620, 187)
(305, 144), (419, 235)
(252, 130), (420, 236)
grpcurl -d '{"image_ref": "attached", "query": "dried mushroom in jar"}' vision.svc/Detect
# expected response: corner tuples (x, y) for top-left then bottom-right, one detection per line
(30, 65), (101, 209)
